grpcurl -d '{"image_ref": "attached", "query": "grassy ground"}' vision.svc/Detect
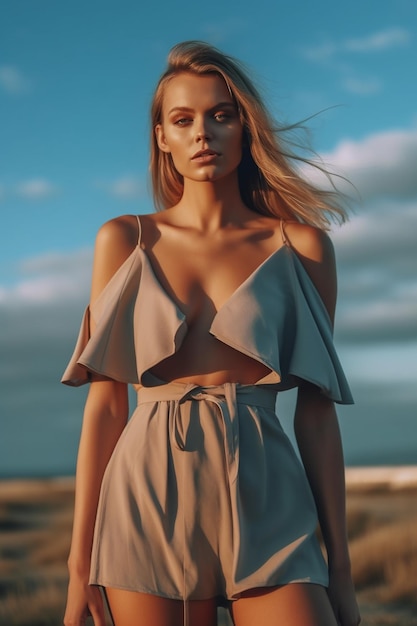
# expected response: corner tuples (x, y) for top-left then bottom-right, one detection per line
(0, 477), (416, 626)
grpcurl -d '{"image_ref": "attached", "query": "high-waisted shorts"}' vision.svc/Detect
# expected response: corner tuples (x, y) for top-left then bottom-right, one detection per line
(89, 382), (328, 605)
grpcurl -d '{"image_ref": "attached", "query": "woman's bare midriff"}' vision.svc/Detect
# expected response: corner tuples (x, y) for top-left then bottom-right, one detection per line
(148, 325), (271, 386)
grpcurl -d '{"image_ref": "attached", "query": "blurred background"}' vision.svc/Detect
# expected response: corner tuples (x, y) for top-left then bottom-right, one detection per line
(1, 0), (416, 476)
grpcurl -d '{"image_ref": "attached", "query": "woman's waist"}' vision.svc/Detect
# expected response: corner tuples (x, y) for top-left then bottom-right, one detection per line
(136, 379), (278, 410)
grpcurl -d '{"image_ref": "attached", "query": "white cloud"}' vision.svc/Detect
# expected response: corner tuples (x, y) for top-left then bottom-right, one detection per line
(16, 178), (59, 200)
(0, 249), (92, 308)
(19, 249), (92, 275)
(327, 129), (417, 172)
(310, 126), (417, 345)
(341, 76), (382, 95)
(302, 27), (411, 62)
(336, 284), (417, 343)
(0, 247), (94, 475)
(344, 28), (411, 53)
(301, 27), (411, 95)
(95, 175), (144, 199)
(0, 249), (94, 476)
(306, 128), (417, 201)
(0, 65), (31, 94)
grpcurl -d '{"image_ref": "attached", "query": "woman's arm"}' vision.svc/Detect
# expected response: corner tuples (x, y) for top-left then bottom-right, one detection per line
(295, 386), (360, 625)
(289, 224), (351, 568)
(68, 383), (129, 576)
(287, 222), (360, 625)
(295, 387), (350, 570)
(64, 216), (137, 626)
(64, 381), (128, 626)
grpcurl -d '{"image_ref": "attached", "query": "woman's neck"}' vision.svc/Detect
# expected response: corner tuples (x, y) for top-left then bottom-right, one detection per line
(174, 174), (250, 233)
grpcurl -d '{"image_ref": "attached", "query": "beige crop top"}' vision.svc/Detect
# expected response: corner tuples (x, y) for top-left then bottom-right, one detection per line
(62, 217), (353, 404)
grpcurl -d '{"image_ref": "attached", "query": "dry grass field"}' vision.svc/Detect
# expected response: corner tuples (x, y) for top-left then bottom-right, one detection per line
(0, 473), (416, 626)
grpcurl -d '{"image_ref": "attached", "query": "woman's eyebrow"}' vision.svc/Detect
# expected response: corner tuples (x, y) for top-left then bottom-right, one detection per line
(167, 102), (236, 116)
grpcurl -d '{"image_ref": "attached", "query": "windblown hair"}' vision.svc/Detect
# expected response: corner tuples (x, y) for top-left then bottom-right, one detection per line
(150, 41), (347, 228)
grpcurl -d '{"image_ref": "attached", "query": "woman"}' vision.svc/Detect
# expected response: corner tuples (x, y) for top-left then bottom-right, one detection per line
(62, 41), (360, 626)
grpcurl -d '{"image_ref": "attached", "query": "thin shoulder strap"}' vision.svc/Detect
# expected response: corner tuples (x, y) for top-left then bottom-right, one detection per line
(280, 219), (290, 247)
(135, 214), (142, 246)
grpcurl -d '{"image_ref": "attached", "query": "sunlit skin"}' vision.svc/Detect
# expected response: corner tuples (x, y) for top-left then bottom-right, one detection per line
(63, 72), (360, 626)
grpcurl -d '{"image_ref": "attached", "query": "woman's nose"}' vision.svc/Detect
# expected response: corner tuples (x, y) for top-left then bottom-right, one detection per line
(194, 118), (211, 141)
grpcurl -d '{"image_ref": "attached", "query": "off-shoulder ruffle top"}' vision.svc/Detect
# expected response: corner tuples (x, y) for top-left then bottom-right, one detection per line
(61, 217), (353, 404)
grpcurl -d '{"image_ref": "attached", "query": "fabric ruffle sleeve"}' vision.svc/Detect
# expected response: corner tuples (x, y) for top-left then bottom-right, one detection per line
(210, 247), (354, 404)
(285, 252), (353, 403)
(61, 247), (188, 387)
(61, 251), (141, 386)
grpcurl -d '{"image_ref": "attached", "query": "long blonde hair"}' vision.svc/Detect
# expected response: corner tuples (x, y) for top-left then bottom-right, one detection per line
(150, 41), (346, 228)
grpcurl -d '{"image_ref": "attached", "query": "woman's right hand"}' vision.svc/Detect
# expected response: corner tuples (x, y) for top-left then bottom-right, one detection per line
(63, 574), (107, 626)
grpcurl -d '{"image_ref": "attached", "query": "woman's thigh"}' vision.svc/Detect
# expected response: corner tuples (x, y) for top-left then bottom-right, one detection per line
(105, 587), (217, 626)
(231, 583), (337, 626)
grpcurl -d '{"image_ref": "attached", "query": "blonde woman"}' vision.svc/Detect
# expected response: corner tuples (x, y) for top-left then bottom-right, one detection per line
(62, 41), (360, 626)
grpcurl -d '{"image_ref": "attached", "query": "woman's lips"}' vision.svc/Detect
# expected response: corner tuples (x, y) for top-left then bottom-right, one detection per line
(191, 150), (219, 163)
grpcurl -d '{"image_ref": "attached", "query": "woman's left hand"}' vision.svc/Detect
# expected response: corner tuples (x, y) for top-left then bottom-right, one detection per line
(327, 567), (361, 626)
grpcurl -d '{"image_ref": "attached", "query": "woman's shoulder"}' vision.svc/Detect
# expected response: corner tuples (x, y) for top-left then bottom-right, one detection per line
(90, 214), (145, 301)
(283, 221), (334, 265)
(283, 221), (337, 322)
(96, 214), (140, 248)
(95, 212), (161, 248)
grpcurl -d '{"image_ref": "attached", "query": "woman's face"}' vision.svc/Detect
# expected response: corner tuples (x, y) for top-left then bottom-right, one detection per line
(155, 72), (243, 184)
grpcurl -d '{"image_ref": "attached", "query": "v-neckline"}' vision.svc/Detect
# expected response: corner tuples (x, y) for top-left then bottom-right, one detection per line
(137, 243), (290, 322)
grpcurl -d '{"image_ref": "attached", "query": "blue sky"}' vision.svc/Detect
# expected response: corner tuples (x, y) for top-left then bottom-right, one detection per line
(1, 0), (416, 475)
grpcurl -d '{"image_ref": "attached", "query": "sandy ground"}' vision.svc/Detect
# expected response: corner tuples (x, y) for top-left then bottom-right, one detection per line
(0, 468), (416, 625)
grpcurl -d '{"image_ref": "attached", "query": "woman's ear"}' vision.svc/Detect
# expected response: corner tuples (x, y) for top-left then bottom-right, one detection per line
(155, 124), (171, 153)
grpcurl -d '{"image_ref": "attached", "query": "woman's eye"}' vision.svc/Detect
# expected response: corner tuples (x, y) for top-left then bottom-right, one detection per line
(214, 113), (229, 122)
(174, 118), (191, 126)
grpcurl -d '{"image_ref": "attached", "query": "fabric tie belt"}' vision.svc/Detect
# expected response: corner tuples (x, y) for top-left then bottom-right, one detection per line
(137, 381), (277, 484)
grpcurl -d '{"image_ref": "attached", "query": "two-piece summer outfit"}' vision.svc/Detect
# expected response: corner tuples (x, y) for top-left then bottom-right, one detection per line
(62, 216), (353, 612)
